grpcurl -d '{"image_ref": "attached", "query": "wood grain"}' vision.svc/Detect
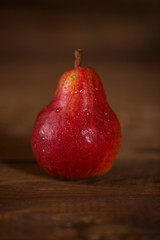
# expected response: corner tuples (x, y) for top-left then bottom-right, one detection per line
(0, 156), (160, 240)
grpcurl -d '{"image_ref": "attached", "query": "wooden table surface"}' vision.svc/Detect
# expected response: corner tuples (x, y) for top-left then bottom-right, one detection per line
(0, 5), (160, 240)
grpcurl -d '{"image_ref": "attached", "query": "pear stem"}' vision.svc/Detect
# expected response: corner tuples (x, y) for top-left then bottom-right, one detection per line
(74, 49), (83, 68)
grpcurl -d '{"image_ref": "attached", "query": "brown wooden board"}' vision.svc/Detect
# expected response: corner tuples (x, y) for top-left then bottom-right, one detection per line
(0, 5), (160, 240)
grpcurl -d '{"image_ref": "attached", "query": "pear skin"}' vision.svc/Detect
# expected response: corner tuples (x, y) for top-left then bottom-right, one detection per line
(32, 50), (121, 180)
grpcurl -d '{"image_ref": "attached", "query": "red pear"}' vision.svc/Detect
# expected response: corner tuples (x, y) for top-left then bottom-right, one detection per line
(31, 50), (121, 180)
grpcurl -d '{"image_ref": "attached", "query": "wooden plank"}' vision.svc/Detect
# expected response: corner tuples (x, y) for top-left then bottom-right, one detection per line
(0, 157), (160, 239)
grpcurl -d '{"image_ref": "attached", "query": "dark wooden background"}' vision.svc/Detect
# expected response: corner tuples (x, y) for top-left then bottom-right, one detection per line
(0, 1), (160, 239)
